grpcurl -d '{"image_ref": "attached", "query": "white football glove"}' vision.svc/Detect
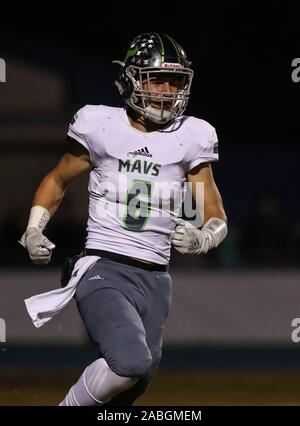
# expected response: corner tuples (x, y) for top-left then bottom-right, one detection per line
(170, 217), (227, 255)
(20, 227), (55, 265)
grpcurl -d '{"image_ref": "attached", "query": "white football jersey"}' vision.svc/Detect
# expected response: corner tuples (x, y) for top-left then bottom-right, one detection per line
(67, 105), (218, 264)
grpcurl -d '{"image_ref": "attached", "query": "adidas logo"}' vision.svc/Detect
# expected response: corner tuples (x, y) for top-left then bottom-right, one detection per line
(127, 146), (152, 158)
(88, 275), (104, 281)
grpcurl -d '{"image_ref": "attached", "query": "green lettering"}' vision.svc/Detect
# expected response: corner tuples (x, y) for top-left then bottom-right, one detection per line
(131, 160), (142, 173)
(151, 164), (161, 176)
(143, 161), (153, 174)
(118, 159), (130, 172)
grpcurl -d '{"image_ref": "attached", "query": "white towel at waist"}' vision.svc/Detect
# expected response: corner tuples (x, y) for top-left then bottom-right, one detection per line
(24, 255), (100, 328)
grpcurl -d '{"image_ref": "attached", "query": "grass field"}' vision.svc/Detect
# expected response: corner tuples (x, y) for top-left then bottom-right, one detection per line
(1, 368), (300, 406)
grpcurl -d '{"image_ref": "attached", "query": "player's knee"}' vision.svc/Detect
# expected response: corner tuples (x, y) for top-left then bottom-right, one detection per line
(109, 344), (153, 377)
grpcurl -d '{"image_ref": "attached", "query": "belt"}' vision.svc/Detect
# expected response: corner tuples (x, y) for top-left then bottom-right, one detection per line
(84, 249), (168, 272)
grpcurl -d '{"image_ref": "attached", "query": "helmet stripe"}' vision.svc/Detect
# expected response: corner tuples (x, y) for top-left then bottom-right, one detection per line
(165, 34), (180, 63)
(154, 32), (165, 64)
(124, 46), (139, 62)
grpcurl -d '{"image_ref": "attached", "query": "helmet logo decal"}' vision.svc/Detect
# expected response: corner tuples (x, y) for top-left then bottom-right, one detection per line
(163, 63), (183, 69)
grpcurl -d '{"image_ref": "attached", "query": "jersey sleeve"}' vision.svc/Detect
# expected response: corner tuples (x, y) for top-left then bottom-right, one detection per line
(187, 127), (219, 172)
(67, 107), (96, 165)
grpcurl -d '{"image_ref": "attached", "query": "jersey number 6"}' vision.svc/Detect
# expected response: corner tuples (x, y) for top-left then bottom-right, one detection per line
(123, 179), (153, 231)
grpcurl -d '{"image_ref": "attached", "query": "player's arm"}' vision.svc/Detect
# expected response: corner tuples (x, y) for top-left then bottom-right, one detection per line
(32, 140), (91, 215)
(188, 162), (227, 223)
(171, 162), (228, 255)
(20, 140), (92, 265)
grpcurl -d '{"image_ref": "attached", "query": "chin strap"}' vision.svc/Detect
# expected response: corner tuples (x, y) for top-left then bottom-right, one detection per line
(144, 105), (173, 123)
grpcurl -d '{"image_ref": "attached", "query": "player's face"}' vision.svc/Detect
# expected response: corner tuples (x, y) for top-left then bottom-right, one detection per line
(142, 75), (181, 94)
(142, 74), (184, 110)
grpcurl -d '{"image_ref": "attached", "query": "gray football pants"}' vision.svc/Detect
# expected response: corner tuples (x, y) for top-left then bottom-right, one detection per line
(74, 257), (172, 405)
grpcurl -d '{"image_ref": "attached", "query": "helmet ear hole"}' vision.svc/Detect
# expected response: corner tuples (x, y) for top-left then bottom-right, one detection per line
(114, 67), (136, 100)
(126, 66), (137, 78)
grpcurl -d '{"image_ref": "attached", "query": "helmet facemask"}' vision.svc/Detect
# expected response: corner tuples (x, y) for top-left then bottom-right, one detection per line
(125, 66), (194, 124)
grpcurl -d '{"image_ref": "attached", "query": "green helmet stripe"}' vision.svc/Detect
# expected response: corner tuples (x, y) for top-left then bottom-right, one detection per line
(165, 34), (180, 62)
(124, 46), (139, 62)
(154, 32), (165, 63)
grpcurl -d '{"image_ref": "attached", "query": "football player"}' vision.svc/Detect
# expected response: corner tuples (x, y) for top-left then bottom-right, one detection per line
(21, 32), (227, 406)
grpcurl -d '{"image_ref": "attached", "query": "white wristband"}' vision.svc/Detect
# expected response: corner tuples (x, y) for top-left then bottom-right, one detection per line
(27, 205), (50, 232)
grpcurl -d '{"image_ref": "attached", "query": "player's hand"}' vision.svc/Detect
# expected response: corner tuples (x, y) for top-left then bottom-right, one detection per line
(170, 217), (211, 255)
(21, 227), (56, 265)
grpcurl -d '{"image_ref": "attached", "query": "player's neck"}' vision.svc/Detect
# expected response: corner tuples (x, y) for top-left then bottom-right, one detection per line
(126, 108), (169, 133)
